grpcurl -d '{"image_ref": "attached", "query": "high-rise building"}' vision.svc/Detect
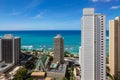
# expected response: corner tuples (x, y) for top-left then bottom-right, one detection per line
(79, 46), (81, 65)
(54, 34), (64, 63)
(0, 34), (21, 64)
(109, 17), (120, 78)
(80, 8), (106, 80)
(0, 38), (2, 61)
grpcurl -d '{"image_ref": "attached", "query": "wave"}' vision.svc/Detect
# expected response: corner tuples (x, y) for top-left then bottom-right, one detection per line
(65, 48), (68, 50)
(22, 45), (33, 49)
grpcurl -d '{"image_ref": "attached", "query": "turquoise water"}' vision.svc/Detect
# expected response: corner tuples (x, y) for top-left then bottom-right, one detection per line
(0, 30), (109, 54)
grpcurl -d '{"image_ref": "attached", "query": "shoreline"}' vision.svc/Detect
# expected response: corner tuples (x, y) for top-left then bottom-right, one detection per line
(21, 48), (79, 56)
(21, 46), (79, 55)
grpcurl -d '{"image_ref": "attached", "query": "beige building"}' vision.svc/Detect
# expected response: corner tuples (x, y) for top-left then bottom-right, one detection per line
(109, 17), (120, 77)
(53, 34), (64, 63)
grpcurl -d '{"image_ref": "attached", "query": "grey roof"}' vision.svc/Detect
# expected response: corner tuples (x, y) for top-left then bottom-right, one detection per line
(2, 34), (20, 39)
(3, 34), (13, 39)
(115, 16), (120, 20)
(54, 34), (62, 38)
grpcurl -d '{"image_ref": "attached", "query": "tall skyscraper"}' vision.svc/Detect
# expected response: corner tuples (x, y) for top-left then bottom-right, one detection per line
(0, 38), (2, 61)
(80, 8), (106, 80)
(109, 17), (120, 78)
(79, 46), (81, 65)
(54, 34), (64, 63)
(0, 34), (21, 64)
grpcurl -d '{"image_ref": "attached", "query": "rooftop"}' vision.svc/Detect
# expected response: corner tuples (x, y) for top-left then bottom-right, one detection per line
(45, 77), (51, 80)
(41, 54), (48, 66)
(50, 62), (58, 69)
(83, 8), (94, 15)
(9, 66), (23, 75)
(48, 64), (66, 73)
(3, 34), (13, 39)
(115, 16), (120, 20)
(31, 72), (45, 77)
(54, 34), (62, 38)
(0, 62), (13, 73)
(0, 34), (20, 39)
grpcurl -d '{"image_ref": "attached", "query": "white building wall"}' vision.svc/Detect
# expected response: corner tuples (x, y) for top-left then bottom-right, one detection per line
(94, 15), (106, 80)
(81, 8), (106, 80)
(79, 46), (81, 65)
(0, 39), (1, 61)
(81, 8), (95, 80)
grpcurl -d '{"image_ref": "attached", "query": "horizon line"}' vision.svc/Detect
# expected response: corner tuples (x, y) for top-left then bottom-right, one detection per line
(0, 29), (109, 31)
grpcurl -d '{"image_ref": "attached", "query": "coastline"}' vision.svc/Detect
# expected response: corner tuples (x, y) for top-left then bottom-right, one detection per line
(0, 30), (109, 54)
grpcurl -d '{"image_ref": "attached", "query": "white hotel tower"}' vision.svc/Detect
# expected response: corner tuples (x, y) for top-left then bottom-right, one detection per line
(80, 8), (106, 80)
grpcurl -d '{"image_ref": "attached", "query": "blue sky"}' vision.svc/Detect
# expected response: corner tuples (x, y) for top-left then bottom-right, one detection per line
(0, 0), (120, 30)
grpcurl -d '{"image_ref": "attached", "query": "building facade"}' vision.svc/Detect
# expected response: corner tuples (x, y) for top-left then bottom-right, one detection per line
(0, 38), (2, 61)
(109, 17), (120, 78)
(0, 34), (21, 64)
(79, 46), (81, 65)
(81, 8), (106, 80)
(54, 34), (64, 63)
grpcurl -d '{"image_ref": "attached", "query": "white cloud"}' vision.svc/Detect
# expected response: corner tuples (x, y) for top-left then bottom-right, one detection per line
(32, 10), (47, 19)
(33, 12), (44, 19)
(115, 0), (119, 1)
(91, 0), (112, 2)
(9, 12), (21, 16)
(9, 9), (22, 16)
(26, 0), (41, 9)
(102, 0), (111, 2)
(110, 5), (120, 9)
(92, 0), (98, 2)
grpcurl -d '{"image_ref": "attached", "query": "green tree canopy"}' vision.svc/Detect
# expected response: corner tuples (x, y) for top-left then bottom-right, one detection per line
(62, 77), (67, 80)
(13, 67), (28, 80)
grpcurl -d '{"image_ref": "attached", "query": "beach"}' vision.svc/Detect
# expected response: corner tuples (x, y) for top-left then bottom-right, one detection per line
(0, 30), (109, 55)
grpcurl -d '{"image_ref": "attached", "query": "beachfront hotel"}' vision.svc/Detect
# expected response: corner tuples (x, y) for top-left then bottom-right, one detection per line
(109, 17), (120, 78)
(1, 34), (21, 64)
(53, 34), (64, 63)
(80, 8), (106, 80)
(0, 34), (21, 73)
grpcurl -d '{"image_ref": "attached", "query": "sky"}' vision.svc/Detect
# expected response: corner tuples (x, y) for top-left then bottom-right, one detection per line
(0, 0), (120, 30)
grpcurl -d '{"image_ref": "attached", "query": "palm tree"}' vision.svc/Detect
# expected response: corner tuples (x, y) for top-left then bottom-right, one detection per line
(62, 77), (67, 80)
(106, 66), (114, 80)
(107, 73), (114, 80)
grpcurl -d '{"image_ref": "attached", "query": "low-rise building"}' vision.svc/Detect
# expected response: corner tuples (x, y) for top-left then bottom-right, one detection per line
(0, 62), (14, 73)
(47, 64), (67, 80)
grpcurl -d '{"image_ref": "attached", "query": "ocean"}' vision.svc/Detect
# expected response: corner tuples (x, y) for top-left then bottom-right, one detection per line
(0, 30), (109, 55)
